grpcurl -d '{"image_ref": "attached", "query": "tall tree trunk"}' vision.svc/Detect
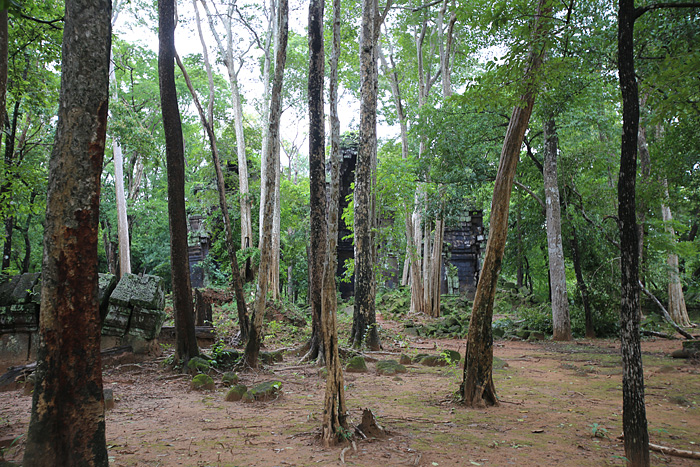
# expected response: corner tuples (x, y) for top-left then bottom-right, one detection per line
(377, 47), (413, 288)
(199, 0), (253, 254)
(569, 224), (595, 338)
(460, 0), (551, 408)
(543, 117), (571, 341)
(159, 0), (199, 364)
(320, 0), (349, 442)
(245, 0), (287, 368)
(306, 0), (327, 364)
(175, 48), (250, 343)
(410, 200), (424, 314)
(1, 100), (19, 272)
(23, 0), (111, 463)
(351, 0), (380, 350)
(19, 190), (37, 273)
(617, 0), (650, 464)
(636, 113), (651, 283)
(109, 11), (131, 278)
(0, 8), (7, 155)
(661, 179), (690, 326)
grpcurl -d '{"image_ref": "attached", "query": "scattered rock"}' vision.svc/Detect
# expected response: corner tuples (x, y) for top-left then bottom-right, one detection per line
(224, 384), (248, 402)
(442, 349), (461, 363)
(670, 349), (691, 359)
(412, 353), (430, 363)
(214, 349), (243, 367)
(346, 356), (368, 373)
(376, 360), (407, 376)
(261, 350), (283, 364)
(222, 372), (239, 386)
(528, 331), (545, 341)
(247, 380), (283, 402)
(187, 356), (211, 374)
(493, 357), (508, 369)
(669, 395), (691, 406)
(191, 374), (215, 391)
(355, 408), (386, 439)
(104, 388), (115, 410)
(418, 355), (448, 367)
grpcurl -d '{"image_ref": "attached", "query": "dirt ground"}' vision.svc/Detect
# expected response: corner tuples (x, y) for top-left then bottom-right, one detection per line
(1, 314), (699, 467)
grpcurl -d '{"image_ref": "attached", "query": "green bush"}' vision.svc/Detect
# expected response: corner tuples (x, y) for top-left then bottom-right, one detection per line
(516, 303), (553, 334)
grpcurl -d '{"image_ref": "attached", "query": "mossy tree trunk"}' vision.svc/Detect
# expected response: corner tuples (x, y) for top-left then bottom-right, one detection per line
(24, 0), (111, 463)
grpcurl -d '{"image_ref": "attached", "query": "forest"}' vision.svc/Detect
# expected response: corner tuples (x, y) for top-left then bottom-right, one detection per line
(0, 0), (699, 465)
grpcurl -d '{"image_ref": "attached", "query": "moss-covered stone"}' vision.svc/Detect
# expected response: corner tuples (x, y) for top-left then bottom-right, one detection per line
(222, 372), (239, 386)
(412, 353), (430, 363)
(528, 331), (545, 341)
(101, 305), (131, 337)
(187, 356), (211, 374)
(419, 355), (448, 367)
(98, 273), (117, 321)
(399, 354), (412, 365)
(346, 355), (368, 373)
(224, 384), (248, 402)
(493, 357), (509, 369)
(261, 350), (284, 364)
(104, 388), (115, 410)
(376, 359), (407, 376)
(127, 307), (167, 340)
(442, 349), (461, 363)
(191, 374), (215, 391)
(214, 349), (243, 367)
(247, 380), (283, 401)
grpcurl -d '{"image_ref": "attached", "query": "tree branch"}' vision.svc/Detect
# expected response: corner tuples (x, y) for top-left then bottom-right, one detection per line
(635, 2), (700, 19)
(20, 13), (64, 29)
(514, 180), (545, 213)
(638, 280), (694, 339)
(410, 0), (442, 11)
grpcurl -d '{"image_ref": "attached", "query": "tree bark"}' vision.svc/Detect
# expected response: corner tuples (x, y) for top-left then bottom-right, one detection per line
(618, 0), (650, 464)
(306, 0), (327, 364)
(460, 0), (551, 408)
(158, 0), (199, 364)
(23, 0), (111, 463)
(245, 0), (287, 368)
(543, 117), (572, 341)
(351, 0), (380, 350)
(319, 0), (349, 442)
(661, 179), (690, 327)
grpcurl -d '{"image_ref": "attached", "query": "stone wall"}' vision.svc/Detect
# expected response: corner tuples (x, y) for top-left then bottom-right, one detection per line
(0, 272), (166, 365)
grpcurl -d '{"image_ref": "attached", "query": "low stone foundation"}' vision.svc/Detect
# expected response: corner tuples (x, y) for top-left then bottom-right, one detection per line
(0, 272), (166, 367)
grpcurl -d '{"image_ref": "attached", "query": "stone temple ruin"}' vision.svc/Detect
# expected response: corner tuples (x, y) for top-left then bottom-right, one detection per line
(335, 136), (484, 299)
(0, 272), (167, 365)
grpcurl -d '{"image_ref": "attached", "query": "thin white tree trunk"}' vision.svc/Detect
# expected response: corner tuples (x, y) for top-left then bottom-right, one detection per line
(661, 179), (690, 327)
(109, 53), (131, 277)
(543, 117), (571, 341)
(200, 0), (253, 251)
